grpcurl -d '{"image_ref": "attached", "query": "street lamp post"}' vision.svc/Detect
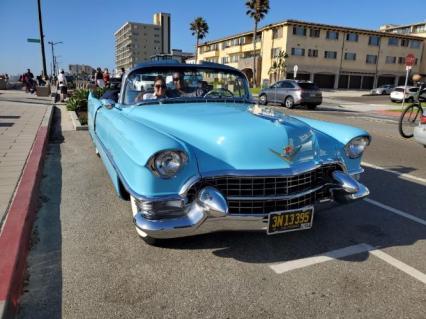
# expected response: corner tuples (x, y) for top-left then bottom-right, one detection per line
(48, 41), (63, 77)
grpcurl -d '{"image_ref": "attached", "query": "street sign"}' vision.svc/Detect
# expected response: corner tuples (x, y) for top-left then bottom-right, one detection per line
(27, 38), (41, 43)
(405, 53), (415, 67)
(293, 65), (298, 79)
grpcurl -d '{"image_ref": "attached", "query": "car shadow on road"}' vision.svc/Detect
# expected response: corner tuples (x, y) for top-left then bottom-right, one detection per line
(17, 107), (64, 319)
(158, 166), (426, 267)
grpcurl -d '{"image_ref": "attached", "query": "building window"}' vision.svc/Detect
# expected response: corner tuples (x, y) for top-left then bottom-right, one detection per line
(271, 48), (281, 58)
(326, 31), (339, 40)
(410, 40), (421, 49)
(293, 26), (306, 36)
(344, 52), (356, 60)
(398, 56), (405, 64)
(291, 48), (305, 56)
(385, 56), (396, 64)
(308, 49), (318, 57)
(400, 39), (409, 47)
(272, 28), (282, 39)
(221, 56), (229, 64)
(230, 55), (239, 63)
(346, 33), (358, 42)
(368, 36), (380, 46)
(324, 51), (337, 59)
(388, 37), (398, 46)
(366, 54), (377, 64)
(309, 29), (320, 38)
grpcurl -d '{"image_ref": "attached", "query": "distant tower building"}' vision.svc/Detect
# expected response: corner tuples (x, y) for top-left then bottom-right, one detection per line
(153, 12), (171, 54)
(115, 12), (171, 70)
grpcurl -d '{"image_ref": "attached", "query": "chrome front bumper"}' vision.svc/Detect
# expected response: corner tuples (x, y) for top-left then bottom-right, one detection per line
(133, 171), (369, 239)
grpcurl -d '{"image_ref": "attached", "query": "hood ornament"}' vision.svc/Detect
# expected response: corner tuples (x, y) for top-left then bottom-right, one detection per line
(270, 142), (302, 162)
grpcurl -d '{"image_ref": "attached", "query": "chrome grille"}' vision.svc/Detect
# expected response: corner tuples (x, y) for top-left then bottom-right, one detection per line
(187, 164), (342, 214)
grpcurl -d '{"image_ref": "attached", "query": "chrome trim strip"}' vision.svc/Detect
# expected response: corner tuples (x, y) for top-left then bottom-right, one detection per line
(227, 185), (324, 201)
(199, 160), (346, 178)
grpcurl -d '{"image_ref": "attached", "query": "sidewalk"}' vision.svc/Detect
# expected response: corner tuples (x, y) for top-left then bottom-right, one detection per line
(0, 91), (51, 226)
(0, 89), (53, 318)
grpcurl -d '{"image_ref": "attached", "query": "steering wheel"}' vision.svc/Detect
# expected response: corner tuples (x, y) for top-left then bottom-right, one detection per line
(204, 88), (234, 98)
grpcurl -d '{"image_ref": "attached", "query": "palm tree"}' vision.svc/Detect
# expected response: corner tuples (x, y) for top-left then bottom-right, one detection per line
(269, 50), (288, 82)
(245, 0), (270, 87)
(190, 17), (209, 63)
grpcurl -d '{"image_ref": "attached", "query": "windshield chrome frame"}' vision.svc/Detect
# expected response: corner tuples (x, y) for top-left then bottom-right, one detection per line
(119, 64), (251, 106)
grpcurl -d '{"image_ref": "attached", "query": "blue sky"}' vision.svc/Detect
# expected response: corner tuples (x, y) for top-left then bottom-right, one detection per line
(1, 0), (426, 76)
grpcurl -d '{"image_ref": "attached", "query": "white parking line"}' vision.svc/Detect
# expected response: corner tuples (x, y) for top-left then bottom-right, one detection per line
(269, 243), (374, 274)
(269, 244), (426, 284)
(369, 249), (426, 284)
(364, 198), (426, 227)
(362, 161), (426, 185)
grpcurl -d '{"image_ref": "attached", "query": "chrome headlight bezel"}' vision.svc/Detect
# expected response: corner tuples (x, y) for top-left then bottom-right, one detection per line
(345, 136), (371, 159)
(148, 150), (188, 179)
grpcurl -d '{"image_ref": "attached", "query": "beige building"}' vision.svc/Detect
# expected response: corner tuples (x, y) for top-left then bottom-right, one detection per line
(115, 13), (171, 71)
(68, 64), (94, 76)
(198, 19), (425, 89)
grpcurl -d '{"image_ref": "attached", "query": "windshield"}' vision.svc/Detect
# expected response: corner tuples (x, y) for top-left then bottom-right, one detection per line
(123, 66), (250, 105)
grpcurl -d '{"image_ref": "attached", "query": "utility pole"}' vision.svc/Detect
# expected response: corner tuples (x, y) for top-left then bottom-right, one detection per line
(37, 0), (47, 77)
(48, 41), (63, 77)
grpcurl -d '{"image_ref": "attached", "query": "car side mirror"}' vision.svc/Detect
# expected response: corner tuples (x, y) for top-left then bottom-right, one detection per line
(101, 98), (115, 109)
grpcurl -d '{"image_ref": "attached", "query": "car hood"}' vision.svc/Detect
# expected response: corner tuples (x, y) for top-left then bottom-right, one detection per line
(126, 103), (325, 174)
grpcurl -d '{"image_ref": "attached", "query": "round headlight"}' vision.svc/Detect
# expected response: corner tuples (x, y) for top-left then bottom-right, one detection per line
(345, 136), (370, 158)
(149, 150), (187, 178)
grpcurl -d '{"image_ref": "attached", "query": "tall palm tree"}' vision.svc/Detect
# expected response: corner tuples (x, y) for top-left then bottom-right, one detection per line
(190, 17), (209, 63)
(245, 0), (270, 87)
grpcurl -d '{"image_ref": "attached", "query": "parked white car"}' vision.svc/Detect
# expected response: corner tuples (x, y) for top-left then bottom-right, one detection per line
(390, 86), (419, 102)
(371, 84), (394, 95)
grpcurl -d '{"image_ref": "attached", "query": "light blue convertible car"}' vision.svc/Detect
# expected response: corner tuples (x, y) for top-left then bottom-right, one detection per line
(88, 61), (370, 244)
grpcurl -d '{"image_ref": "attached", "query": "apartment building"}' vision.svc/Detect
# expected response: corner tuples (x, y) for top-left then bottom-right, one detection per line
(198, 19), (425, 89)
(381, 21), (426, 74)
(115, 13), (171, 71)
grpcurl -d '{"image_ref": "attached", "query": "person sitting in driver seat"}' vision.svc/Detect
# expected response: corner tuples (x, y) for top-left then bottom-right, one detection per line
(167, 72), (198, 98)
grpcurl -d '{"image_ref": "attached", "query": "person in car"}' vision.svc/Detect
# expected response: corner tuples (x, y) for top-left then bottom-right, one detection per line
(140, 76), (167, 100)
(168, 72), (197, 97)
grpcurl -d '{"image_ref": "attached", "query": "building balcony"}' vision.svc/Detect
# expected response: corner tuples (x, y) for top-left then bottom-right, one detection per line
(199, 49), (220, 58)
(223, 45), (242, 55)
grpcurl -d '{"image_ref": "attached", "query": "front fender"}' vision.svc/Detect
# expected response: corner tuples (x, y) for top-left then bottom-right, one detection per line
(94, 106), (200, 199)
(294, 116), (369, 174)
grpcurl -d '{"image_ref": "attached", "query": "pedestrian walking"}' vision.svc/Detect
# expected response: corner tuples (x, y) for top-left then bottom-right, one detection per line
(103, 68), (110, 88)
(120, 67), (125, 80)
(24, 69), (35, 93)
(95, 67), (104, 88)
(57, 69), (68, 102)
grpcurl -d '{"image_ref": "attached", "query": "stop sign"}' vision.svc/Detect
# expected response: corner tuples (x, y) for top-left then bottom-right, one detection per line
(406, 53), (415, 67)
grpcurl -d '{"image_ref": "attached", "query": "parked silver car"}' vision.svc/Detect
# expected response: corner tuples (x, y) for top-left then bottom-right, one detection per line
(259, 80), (322, 109)
(371, 84), (394, 95)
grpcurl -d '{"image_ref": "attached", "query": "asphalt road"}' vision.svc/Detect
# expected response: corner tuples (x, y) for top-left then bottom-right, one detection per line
(18, 107), (426, 319)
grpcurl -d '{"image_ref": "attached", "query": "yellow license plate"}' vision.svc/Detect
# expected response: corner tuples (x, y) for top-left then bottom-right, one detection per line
(267, 207), (314, 235)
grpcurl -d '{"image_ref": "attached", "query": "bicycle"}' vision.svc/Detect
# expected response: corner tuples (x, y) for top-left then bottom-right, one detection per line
(398, 83), (425, 138)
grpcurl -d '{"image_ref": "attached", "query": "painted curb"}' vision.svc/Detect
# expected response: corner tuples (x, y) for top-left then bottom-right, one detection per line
(0, 105), (53, 319)
(68, 111), (88, 131)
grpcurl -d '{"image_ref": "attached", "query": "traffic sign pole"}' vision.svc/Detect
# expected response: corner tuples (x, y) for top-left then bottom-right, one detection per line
(37, 0), (47, 78)
(402, 54), (415, 109)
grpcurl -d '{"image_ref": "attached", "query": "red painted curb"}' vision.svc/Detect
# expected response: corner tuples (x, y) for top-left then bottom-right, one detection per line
(0, 124), (49, 317)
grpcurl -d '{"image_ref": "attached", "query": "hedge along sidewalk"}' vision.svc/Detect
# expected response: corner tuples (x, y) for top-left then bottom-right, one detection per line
(0, 104), (53, 319)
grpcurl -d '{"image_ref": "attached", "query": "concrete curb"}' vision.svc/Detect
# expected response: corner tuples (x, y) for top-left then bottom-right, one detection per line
(0, 105), (53, 319)
(68, 111), (88, 131)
